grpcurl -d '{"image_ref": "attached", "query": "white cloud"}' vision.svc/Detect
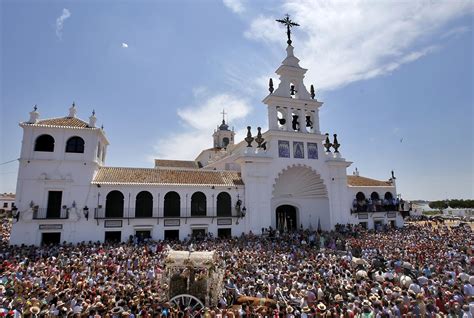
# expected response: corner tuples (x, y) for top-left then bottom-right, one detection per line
(441, 26), (469, 39)
(223, 0), (245, 14)
(153, 93), (251, 160)
(121, 42), (129, 48)
(55, 8), (71, 39)
(245, 0), (473, 91)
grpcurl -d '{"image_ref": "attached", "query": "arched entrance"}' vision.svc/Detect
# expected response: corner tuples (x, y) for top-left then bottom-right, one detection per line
(272, 165), (330, 230)
(276, 205), (297, 232)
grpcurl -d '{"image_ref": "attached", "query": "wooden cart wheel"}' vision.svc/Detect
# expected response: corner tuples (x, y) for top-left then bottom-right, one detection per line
(169, 294), (205, 317)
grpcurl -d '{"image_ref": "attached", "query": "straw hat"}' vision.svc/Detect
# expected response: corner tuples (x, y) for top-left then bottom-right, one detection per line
(317, 303), (326, 311)
(302, 306), (311, 313)
(286, 306), (294, 313)
(334, 294), (343, 302)
(362, 299), (371, 308)
(30, 306), (41, 315)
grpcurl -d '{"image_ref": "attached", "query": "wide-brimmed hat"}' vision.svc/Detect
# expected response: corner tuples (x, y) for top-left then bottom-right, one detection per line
(362, 299), (371, 307)
(334, 294), (343, 302)
(30, 306), (41, 315)
(256, 279), (264, 285)
(317, 303), (326, 311)
(286, 306), (294, 313)
(369, 294), (379, 303)
(111, 306), (124, 314)
(302, 306), (311, 313)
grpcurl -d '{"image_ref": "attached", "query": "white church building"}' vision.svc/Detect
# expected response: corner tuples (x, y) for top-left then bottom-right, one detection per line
(10, 26), (405, 245)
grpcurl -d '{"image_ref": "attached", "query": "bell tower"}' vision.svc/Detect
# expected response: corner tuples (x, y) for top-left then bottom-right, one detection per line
(263, 15), (323, 135)
(212, 110), (235, 149)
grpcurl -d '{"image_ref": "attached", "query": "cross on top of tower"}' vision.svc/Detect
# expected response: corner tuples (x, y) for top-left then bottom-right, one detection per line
(276, 14), (300, 45)
(221, 109), (227, 123)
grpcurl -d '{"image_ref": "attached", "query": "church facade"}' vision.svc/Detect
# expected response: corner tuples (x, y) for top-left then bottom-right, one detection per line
(10, 36), (405, 246)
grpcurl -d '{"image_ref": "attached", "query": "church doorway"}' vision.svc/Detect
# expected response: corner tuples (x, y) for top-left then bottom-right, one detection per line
(41, 232), (61, 246)
(276, 205), (297, 232)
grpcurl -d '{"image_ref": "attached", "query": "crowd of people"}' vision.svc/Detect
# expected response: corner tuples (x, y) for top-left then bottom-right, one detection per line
(0, 218), (472, 317)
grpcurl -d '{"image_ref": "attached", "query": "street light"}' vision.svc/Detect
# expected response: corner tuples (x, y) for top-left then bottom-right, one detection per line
(11, 206), (19, 222)
(83, 206), (89, 220)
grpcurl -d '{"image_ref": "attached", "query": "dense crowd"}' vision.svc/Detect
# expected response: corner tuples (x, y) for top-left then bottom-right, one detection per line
(0, 218), (472, 317)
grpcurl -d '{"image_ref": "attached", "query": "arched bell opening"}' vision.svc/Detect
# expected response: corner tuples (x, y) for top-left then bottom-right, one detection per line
(290, 110), (300, 132)
(276, 107), (287, 130)
(305, 111), (314, 133)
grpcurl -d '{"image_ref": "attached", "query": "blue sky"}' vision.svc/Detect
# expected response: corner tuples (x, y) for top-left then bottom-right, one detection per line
(1, 0), (473, 200)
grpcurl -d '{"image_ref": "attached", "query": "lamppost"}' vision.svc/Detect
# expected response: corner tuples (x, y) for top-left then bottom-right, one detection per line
(11, 206), (19, 222)
(83, 206), (89, 220)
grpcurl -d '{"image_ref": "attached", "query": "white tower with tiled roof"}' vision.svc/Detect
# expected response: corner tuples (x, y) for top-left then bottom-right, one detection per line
(10, 104), (109, 245)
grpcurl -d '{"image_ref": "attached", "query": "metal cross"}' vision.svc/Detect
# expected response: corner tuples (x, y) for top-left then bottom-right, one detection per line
(276, 14), (300, 45)
(221, 109), (227, 122)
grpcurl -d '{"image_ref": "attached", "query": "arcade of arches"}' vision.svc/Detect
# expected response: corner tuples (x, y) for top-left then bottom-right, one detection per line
(103, 190), (233, 218)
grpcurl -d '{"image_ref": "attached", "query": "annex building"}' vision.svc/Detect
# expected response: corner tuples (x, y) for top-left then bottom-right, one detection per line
(10, 25), (406, 245)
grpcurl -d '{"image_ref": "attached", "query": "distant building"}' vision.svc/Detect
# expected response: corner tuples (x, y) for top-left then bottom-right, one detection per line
(10, 35), (405, 246)
(0, 193), (15, 216)
(443, 208), (473, 217)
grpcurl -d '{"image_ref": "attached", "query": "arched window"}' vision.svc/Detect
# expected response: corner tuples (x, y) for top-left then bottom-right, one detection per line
(216, 192), (232, 217)
(191, 192), (206, 217)
(135, 191), (153, 218)
(34, 134), (55, 152)
(370, 192), (380, 200)
(356, 192), (366, 201)
(164, 191), (180, 217)
(222, 137), (230, 148)
(384, 192), (393, 200)
(65, 136), (85, 153)
(105, 190), (124, 218)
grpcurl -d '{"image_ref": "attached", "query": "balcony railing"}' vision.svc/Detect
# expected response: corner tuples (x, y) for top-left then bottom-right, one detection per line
(33, 208), (69, 220)
(94, 207), (240, 219)
(351, 201), (402, 214)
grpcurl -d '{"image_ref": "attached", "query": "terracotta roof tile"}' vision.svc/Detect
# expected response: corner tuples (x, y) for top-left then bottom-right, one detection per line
(154, 159), (200, 169)
(347, 175), (393, 187)
(23, 117), (93, 129)
(92, 167), (244, 186)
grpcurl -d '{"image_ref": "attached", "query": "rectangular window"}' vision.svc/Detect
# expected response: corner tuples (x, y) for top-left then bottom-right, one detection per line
(3, 203), (7, 208)
(97, 142), (101, 159)
(278, 140), (290, 158)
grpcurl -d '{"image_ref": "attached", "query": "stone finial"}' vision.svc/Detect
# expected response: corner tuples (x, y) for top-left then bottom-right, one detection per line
(332, 134), (340, 153)
(323, 133), (332, 152)
(354, 167), (359, 176)
(29, 105), (39, 124)
(310, 85), (315, 99)
(255, 127), (265, 148)
(68, 102), (77, 118)
(89, 109), (97, 127)
(244, 126), (254, 147)
(269, 78), (274, 94)
(391, 170), (396, 179)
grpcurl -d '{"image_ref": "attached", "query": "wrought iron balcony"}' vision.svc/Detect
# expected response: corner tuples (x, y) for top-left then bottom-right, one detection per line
(33, 208), (69, 220)
(93, 207), (241, 219)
